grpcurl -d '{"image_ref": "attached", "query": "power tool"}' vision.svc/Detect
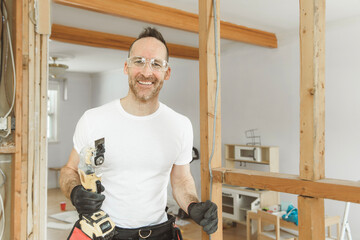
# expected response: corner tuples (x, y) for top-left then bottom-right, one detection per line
(77, 138), (115, 240)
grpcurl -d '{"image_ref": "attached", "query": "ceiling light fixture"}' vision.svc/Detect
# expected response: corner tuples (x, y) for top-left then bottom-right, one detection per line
(49, 57), (69, 79)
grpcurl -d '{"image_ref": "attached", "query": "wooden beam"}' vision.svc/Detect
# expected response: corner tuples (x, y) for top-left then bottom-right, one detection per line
(212, 168), (360, 204)
(299, 0), (326, 181)
(21, 0), (30, 238)
(12, 0), (23, 238)
(199, 0), (222, 239)
(50, 24), (199, 60)
(299, 0), (326, 238)
(298, 197), (325, 240)
(53, 0), (277, 48)
(39, 34), (48, 240)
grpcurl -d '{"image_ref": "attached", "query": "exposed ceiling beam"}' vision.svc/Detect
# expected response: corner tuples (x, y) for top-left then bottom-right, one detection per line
(50, 24), (199, 60)
(53, 0), (278, 48)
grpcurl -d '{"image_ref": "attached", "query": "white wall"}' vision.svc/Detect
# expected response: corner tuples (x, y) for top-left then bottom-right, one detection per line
(221, 15), (360, 238)
(47, 72), (92, 188)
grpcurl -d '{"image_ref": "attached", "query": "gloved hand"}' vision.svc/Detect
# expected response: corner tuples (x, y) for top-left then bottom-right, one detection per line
(188, 200), (218, 234)
(70, 184), (105, 215)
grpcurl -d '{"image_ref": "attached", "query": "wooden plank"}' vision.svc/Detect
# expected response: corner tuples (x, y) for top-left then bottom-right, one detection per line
(39, 34), (49, 240)
(11, 0), (23, 239)
(212, 168), (360, 203)
(27, 0), (36, 235)
(299, 0), (326, 181)
(32, 32), (41, 239)
(53, 0), (277, 48)
(298, 196), (325, 240)
(50, 24), (199, 60)
(36, 0), (51, 34)
(299, 0), (326, 238)
(21, 0), (30, 238)
(0, 146), (16, 154)
(199, 0), (222, 239)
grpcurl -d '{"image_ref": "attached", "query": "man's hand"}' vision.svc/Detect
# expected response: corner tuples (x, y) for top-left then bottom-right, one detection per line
(70, 184), (105, 214)
(188, 200), (218, 234)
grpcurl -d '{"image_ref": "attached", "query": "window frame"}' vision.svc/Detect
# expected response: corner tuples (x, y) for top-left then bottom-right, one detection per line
(47, 80), (60, 143)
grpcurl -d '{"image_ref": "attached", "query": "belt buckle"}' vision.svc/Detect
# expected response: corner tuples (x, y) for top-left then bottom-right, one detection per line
(138, 229), (152, 239)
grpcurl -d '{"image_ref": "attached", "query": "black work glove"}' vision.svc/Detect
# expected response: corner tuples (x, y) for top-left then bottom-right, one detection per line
(188, 200), (218, 235)
(70, 184), (105, 215)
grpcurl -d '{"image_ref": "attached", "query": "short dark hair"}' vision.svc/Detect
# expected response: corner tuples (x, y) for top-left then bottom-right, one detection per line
(128, 27), (169, 61)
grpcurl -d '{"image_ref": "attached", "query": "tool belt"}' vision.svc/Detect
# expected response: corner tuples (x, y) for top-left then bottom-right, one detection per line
(112, 214), (183, 240)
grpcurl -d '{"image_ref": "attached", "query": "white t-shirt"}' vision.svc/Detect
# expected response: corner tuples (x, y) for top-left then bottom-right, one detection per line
(73, 100), (193, 228)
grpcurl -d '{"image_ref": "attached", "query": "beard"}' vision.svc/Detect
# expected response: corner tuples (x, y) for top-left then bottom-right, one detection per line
(128, 74), (164, 102)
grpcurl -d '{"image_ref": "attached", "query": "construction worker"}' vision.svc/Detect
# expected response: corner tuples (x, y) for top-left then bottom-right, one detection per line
(60, 27), (218, 240)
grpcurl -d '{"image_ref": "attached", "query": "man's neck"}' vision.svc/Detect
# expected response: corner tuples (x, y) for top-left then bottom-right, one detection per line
(120, 95), (160, 116)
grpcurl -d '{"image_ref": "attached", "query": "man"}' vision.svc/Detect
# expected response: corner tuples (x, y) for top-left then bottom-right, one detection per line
(60, 27), (218, 240)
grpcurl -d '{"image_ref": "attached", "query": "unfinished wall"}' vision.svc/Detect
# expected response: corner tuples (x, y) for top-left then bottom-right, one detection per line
(47, 72), (92, 188)
(221, 15), (360, 239)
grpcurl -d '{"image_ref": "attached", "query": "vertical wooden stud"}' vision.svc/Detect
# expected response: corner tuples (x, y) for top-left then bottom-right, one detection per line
(299, 0), (326, 239)
(27, 0), (36, 236)
(299, 0), (326, 181)
(39, 34), (49, 240)
(298, 197), (325, 240)
(199, 0), (222, 239)
(21, 0), (30, 238)
(12, 0), (23, 239)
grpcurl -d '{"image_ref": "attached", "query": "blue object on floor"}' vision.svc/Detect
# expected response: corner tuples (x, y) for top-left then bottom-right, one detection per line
(282, 204), (298, 226)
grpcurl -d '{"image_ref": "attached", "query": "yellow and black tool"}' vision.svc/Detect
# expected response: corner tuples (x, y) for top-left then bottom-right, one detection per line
(77, 138), (115, 240)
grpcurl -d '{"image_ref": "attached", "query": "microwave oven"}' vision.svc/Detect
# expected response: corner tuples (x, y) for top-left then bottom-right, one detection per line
(234, 146), (262, 162)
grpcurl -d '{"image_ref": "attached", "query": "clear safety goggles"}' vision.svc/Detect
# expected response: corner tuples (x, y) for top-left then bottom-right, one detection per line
(127, 56), (169, 72)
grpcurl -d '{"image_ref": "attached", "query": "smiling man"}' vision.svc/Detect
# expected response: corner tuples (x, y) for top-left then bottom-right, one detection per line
(60, 27), (218, 240)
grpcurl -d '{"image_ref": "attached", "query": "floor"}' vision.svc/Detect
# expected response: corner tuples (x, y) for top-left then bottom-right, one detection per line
(47, 188), (75, 239)
(47, 188), (249, 240)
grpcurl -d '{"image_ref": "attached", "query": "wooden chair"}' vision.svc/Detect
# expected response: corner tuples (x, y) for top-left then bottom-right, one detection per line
(247, 210), (340, 240)
(256, 210), (298, 240)
(247, 210), (298, 240)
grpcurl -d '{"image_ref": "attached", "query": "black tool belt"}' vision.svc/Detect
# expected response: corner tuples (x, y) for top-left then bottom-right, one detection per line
(112, 214), (182, 240)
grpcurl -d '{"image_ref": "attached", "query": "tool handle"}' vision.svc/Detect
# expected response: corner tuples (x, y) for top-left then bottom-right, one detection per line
(79, 170), (101, 193)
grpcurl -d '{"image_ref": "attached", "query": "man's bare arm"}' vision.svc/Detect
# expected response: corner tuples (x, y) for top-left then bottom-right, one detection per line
(170, 164), (199, 214)
(60, 148), (81, 199)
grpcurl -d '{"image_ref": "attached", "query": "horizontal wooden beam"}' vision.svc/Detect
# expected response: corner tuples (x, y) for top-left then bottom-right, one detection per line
(50, 24), (199, 60)
(53, 0), (277, 48)
(0, 146), (16, 154)
(213, 167), (360, 204)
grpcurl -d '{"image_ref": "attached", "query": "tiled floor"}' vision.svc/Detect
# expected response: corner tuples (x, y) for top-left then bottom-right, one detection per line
(47, 188), (248, 240)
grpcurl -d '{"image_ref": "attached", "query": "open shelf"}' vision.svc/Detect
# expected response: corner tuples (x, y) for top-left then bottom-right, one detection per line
(224, 144), (279, 173)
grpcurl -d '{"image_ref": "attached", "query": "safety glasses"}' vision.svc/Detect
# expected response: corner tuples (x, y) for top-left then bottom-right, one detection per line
(127, 56), (169, 72)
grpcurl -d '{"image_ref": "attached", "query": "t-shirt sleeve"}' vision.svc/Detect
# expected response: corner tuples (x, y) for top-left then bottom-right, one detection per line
(73, 112), (90, 154)
(174, 117), (194, 165)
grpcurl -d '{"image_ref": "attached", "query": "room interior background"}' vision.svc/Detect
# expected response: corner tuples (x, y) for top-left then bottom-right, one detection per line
(47, 14), (360, 238)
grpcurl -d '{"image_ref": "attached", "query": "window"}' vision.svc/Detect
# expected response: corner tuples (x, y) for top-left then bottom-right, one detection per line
(47, 81), (59, 142)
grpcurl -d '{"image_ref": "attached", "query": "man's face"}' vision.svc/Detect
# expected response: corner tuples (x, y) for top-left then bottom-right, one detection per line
(124, 37), (171, 102)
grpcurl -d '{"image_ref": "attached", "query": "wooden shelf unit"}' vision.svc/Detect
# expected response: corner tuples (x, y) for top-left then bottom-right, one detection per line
(223, 144), (280, 225)
(222, 185), (279, 225)
(225, 144), (279, 172)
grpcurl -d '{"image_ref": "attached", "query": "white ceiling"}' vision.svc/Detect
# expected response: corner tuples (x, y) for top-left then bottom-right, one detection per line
(50, 0), (360, 73)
